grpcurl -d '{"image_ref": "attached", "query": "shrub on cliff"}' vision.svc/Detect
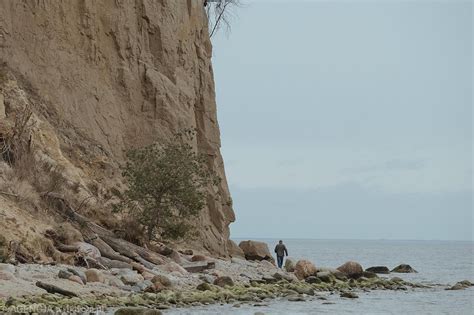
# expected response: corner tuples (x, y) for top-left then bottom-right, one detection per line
(116, 129), (220, 242)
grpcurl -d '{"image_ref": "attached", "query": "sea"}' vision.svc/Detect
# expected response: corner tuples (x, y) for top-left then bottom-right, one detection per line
(166, 239), (474, 315)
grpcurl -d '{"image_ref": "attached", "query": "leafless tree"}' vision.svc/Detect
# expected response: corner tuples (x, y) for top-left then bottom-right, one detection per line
(205, 0), (241, 38)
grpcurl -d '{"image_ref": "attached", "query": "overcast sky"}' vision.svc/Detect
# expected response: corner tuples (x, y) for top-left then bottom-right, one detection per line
(212, 0), (472, 241)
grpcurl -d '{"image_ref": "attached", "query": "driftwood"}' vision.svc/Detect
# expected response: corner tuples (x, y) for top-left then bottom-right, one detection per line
(45, 193), (169, 270)
(36, 281), (78, 297)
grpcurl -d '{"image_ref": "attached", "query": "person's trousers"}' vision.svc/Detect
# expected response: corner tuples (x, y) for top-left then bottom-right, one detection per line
(277, 255), (284, 268)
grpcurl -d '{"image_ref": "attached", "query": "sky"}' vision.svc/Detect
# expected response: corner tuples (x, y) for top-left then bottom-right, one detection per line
(211, 0), (473, 241)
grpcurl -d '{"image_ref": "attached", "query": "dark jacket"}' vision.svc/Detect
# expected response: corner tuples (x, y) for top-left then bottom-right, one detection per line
(274, 244), (288, 257)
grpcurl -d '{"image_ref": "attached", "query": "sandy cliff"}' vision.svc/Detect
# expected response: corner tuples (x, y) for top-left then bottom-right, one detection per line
(0, 0), (235, 256)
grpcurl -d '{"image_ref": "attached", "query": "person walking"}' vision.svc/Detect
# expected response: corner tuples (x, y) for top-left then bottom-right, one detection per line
(274, 240), (288, 269)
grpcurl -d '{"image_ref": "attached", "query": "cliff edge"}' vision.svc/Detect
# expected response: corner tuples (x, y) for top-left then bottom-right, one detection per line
(0, 0), (236, 256)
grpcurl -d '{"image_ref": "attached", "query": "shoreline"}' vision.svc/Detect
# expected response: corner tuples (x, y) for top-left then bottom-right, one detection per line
(1, 257), (470, 315)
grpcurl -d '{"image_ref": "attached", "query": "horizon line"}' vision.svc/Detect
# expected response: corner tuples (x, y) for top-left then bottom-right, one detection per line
(230, 237), (474, 242)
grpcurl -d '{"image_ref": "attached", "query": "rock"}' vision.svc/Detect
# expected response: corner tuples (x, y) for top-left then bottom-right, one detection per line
(288, 296), (306, 302)
(260, 259), (276, 269)
(120, 272), (145, 286)
(130, 262), (146, 273)
(366, 266), (390, 274)
(169, 250), (183, 264)
(197, 282), (212, 291)
(191, 254), (207, 262)
(182, 262), (214, 273)
(151, 275), (172, 287)
(317, 267), (346, 280)
(337, 261), (364, 278)
(295, 286), (315, 295)
(0, 271), (15, 281)
(316, 271), (334, 283)
(179, 249), (194, 256)
(58, 270), (73, 279)
(340, 292), (359, 299)
(145, 282), (165, 293)
(238, 240), (274, 262)
(284, 258), (295, 272)
(273, 272), (296, 282)
(67, 268), (87, 284)
(159, 262), (188, 275)
(446, 280), (473, 290)
(305, 276), (322, 284)
(142, 271), (156, 281)
(294, 259), (317, 280)
(68, 275), (84, 285)
(135, 280), (153, 291)
(262, 276), (278, 284)
(199, 274), (214, 283)
(107, 276), (125, 288)
(227, 240), (245, 258)
(391, 264), (417, 273)
(0, 263), (15, 274)
(213, 276), (234, 287)
(391, 277), (404, 283)
(114, 307), (162, 315)
(85, 269), (105, 283)
(362, 271), (378, 279)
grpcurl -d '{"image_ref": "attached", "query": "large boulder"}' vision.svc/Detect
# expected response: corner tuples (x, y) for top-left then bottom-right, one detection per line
(366, 266), (390, 274)
(238, 240), (274, 262)
(337, 261), (363, 279)
(294, 259), (317, 280)
(227, 240), (245, 258)
(391, 264), (417, 273)
(284, 258), (295, 272)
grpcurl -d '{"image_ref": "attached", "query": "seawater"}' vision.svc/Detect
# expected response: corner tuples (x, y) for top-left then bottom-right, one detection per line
(166, 239), (474, 315)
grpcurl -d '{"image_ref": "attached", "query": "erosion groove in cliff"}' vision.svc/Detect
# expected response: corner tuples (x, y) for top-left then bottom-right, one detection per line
(0, 0), (235, 257)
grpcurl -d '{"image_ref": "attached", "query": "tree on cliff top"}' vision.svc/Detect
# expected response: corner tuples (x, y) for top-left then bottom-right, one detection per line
(205, 0), (241, 38)
(115, 129), (221, 242)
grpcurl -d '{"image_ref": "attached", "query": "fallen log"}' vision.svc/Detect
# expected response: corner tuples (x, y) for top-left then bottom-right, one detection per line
(35, 281), (78, 297)
(46, 193), (168, 269)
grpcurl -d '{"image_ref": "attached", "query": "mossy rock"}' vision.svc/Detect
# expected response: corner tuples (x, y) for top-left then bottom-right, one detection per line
(196, 282), (212, 291)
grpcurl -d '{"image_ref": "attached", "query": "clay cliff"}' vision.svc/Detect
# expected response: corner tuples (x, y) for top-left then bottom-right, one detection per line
(0, 0), (237, 257)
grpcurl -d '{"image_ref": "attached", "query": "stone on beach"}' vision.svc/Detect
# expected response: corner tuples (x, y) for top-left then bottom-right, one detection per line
(58, 270), (73, 279)
(391, 264), (417, 273)
(366, 266), (390, 274)
(159, 262), (188, 275)
(340, 291), (359, 298)
(191, 254), (208, 262)
(114, 307), (162, 315)
(213, 276), (234, 287)
(85, 268), (105, 283)
(67, 268), (87, 284)
(294, 259), (317, 280)
(337, 261), (364, 278)
(68, 275), (84, 285)
(446, 280), (473, 290)
(227, 240), (245, 258)
(238, 240), (274, 262)
(284, 258), (295, 272)
(151, 275), (172, 287)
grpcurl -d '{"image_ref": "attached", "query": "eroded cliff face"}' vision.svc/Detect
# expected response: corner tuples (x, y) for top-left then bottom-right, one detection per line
(0, 0), (235, 256)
